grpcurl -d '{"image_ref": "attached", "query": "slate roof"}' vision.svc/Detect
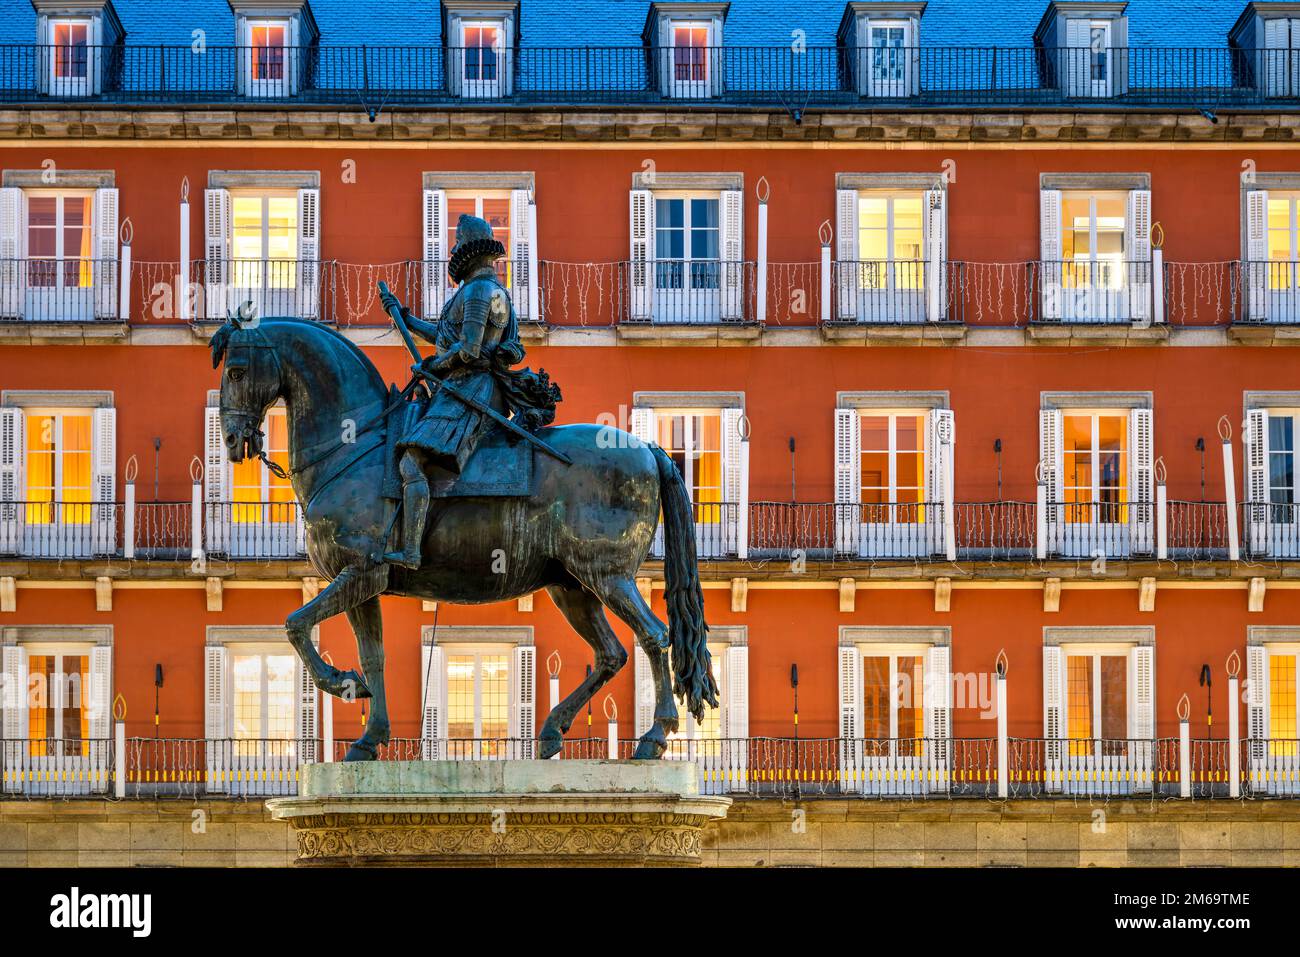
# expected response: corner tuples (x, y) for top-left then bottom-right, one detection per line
(0, 0), (1250, 48)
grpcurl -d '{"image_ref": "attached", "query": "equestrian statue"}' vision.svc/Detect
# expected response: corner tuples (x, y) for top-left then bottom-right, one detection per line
(210, 213), (717, 761)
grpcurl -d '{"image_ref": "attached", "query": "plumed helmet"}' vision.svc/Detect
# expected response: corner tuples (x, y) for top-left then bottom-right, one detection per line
(447, 213), (506, 283)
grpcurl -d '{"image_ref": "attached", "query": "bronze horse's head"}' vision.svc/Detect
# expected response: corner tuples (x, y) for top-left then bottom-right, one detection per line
(210, 313), (282, 464)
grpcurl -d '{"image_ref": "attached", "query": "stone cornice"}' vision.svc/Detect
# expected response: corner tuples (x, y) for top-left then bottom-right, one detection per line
(5, 107), (1300, 143)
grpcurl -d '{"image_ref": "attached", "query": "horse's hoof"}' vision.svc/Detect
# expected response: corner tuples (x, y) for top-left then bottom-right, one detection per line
(344, 740), (378, 762)
(327, 668), (371, 701)
(632, 728), (667, 760)
(537, 728), (563, 759)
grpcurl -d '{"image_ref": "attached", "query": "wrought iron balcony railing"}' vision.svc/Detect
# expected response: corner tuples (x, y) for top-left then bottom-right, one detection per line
(829, 260), (965, 325)
(0, 258), (120, 322)
(192, 258), (333, 322)
(622, 259), (755, 325)
(2, 44), (1298, 109)
(3, 734), (1284, 800)
(1231, 260), (1300, 325)
(1032, 259), (1157, 325)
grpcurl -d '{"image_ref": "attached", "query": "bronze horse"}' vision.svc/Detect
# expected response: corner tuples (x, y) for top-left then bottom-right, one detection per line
(210, 314), (717, 761)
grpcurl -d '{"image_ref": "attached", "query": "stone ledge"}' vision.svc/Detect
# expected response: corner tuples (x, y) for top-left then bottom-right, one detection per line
(1025, 322), (1170, 345)
(1227, 323), (1300, 345)
(0, 106), (1287, 144)
(615, 322), (763, 344)
(0, 320), (129, 344)
(820, 322), (966, 345)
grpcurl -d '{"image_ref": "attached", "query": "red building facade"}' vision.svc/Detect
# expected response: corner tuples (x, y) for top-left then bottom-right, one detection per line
(2, 0), (1300, 803)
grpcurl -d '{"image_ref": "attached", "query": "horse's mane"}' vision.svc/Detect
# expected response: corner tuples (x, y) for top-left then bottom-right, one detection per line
(211, 317), (386, 395)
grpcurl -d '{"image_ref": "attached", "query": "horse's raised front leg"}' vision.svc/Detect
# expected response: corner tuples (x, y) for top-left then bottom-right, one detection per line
(284, 563), (389, 701)
(540, 583), (629, 759)
(343, 596), (389, 762)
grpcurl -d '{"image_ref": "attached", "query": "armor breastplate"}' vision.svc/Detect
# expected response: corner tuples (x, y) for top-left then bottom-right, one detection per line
(437, 273), (513, 356)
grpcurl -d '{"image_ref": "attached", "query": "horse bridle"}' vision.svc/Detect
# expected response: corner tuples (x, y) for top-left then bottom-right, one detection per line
(221, 323), (415, 493)
(220, 326), (292, 478)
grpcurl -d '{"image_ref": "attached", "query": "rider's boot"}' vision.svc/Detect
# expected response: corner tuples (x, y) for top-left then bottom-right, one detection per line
(384, 452), (429, 570)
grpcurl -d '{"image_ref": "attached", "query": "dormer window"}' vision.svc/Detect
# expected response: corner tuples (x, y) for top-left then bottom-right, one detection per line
(1230, 3), (1300, 98)
(645, 3), (727, 99)
(443, 2), (517, 98)
(229, 0), (319, 98)
(32, 0), (123, 97)
(1034, 1), (1130, 98)
(838, 2), (924, 98)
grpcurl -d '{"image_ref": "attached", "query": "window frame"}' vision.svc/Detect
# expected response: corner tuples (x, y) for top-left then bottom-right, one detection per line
(855, 408), (929, 524)
(23, 188), (95, 291)
(21, 640), (92, 751)
(1060, 642), (1134, 747)
(227, 640), (299, 744)
(652, 190), (721, 293)
(1263, 642), (1300, 750)
(22, 405), (94, 522)
(651, 406), (725, 508)
(858, 641), (928, 743)
(441, 641), (513, 743)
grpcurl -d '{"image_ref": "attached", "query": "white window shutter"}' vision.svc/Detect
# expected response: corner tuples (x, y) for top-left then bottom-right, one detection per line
(204, 406), (229, 553)
(204, 188), (231, 320)
(634, 643), (654, 737)
(924, 644), (951, 776)
(1039, 408), (1062, 550)
(835, 188), (858, 321)
(1132, 645), (1155, 741)
(834, 407), (861, 556)
(838, 646), (861, 793)
(1247, 645), (1268, 757)
(93, 187), (119, 319)
(1246, 190), (1269, 321)
(725, 644), (748, 791)
(1126, 189), (1152, 322)
(91, 407), (116, 555)
(928, 409), (955, 559)
(1264, 18), (1290, 96)
(2, 645), (27, 792)
(925, 188), (947, 321)
(1128, 408), (1154, 555)
(511, 645), (536, 758)
(421, 188), (447, 319)
(509, 188), (532, 319)
(1246, 407), (1270, 556)
(721, 408), (745, 557)
(0, 187), (24, 319)
(1039, 189), (1062, 320)
(296, 188), (320, 318)
(204, 645), (228, 793)
(296, 658), (318, 759)
(629, 189), (654, 320)
(1043, 645), (1065, 764)
(0, 408), (23, 555)
(88, 644), (112, 747)
(719, 189), (743, 320)
(1063, 18), (1092, 97)
(630, 406), (655, 446)
(724, 645), (748, 740)
(421, 643), (445, 758)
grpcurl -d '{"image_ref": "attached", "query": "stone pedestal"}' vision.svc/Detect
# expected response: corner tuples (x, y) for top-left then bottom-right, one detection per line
(266, 760), (731, 867)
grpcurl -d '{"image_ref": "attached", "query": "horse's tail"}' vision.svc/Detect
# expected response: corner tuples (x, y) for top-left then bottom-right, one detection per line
(652, 444), (719, 722)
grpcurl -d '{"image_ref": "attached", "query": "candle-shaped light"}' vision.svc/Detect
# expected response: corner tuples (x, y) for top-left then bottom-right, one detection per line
(1221, 416), (1239, 561)
(818, 218), (832, 324)
(179, 177), (190, 322)
(321, 650), (335, 762)
(995, 649), (1008, 799)
(755, 176), (769, 326)
(603, 694), (618, 760)
(1227, 650), (1241, 798)
(118, 217), (133, 322)
(547, 650), (561, 712)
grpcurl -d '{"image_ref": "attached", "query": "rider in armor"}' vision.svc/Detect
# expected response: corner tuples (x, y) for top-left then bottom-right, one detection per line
(379, 214), (559, 569)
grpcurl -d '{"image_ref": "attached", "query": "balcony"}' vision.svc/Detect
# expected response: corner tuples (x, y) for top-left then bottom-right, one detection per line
(1232, 261), (1300, 335)
(0, 258), (124, 338)
(622, 259), (756, 331)
(3, 43), (1292, 111)
(0, 499), (306, 562)
(827, 260), (965, 333)
(408, 258), (539, 324)
(193, 258), (332, 323)
(3, 733), (1286, 800)
(1032, 259), (1157, 326)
